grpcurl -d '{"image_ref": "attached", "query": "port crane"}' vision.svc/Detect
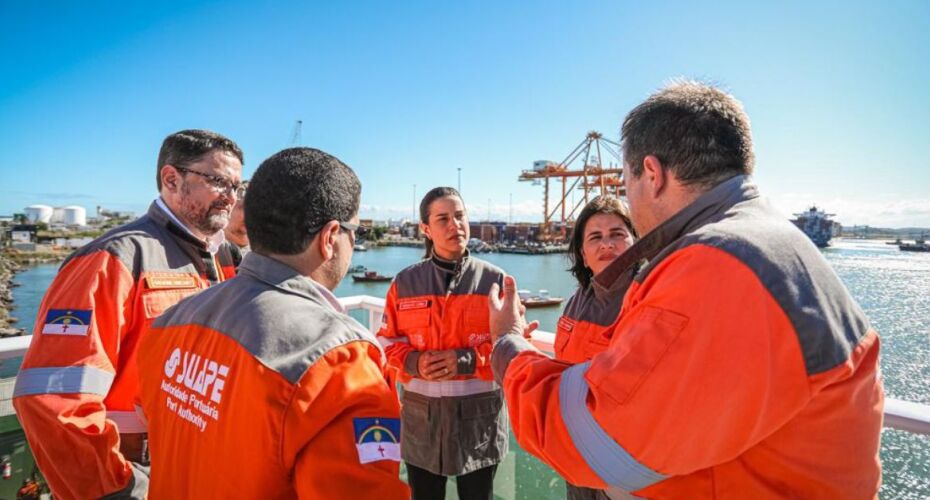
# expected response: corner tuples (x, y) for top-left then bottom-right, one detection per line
(518, 131), (625, 238)
(289, 120), (303, 146)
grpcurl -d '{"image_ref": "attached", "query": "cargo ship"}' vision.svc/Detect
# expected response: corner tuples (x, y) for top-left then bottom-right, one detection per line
(791, 206), (838, 248)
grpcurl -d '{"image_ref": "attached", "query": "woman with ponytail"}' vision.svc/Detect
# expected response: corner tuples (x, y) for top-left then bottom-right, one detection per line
(377, 187), (508, 499)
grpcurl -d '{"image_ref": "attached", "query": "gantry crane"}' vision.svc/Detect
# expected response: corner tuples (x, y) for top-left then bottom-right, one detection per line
(518, 131), (625, 238)
(289, 120), (303, 146)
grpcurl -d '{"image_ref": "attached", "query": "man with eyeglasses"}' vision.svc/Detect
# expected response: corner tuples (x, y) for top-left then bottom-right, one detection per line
(14, 129), (244, 499)
(137, 147), (408, 498)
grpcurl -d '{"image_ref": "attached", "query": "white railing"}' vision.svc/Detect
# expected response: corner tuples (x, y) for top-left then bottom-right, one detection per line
(1, 295), (928, 437)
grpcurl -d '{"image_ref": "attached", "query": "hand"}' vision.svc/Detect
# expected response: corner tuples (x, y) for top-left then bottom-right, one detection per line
(417, 350), (458, 380)
(488, 275), (528, 343)
(518, 303), (540, 339)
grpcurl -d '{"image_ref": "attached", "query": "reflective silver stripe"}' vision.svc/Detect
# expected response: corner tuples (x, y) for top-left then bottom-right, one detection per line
(13, 366), (114, 397)
(377, 335), (409, 349)
(559, 362), (666, 491)
(403, 378), (498, 397)
(108, 410), (148, 433)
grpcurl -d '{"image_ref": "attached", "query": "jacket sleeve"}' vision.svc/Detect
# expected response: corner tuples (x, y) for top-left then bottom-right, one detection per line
(287, 341), (409, 499)
(376, 282), (419, 383)
(12, 250), (138, 500)
(493, 245), (813, 492)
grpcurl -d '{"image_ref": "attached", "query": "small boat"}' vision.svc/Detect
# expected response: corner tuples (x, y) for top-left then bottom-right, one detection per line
(518, 289), (564, 308)
(352, 271), (393, 283)
(348, 264), (367, 273)
(886, 238), (903, 245)
(899, 238), (930, 252)
(354, 244), (368, 252)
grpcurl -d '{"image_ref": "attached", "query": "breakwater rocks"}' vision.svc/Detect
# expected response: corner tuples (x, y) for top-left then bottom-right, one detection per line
(0, 254), (25, 337)
(0, 250), (67, 337)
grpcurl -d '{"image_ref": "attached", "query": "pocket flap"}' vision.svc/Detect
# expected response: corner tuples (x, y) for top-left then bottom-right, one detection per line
(142, 288), (199, 319)
(397, 308), (430, 329)
(587, 306), (687, 405)
(459, 393), (502, 419)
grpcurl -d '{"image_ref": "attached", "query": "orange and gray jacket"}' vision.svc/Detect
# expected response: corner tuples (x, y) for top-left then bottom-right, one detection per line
(137, 252), (408, 499)
(378, 254), (509, 476)
(492, 175), (884, 498)
(554, 265), (636, 364)
(12, 201), (236, 500)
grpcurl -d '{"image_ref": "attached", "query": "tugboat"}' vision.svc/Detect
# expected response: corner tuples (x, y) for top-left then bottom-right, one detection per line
(518, 289), (564, 308)
(352, 271), (393, 283)
(791, 206), (838, 248)
(899, 236), (930, 253)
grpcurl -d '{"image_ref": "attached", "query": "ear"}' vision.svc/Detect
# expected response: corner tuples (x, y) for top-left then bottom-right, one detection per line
(641, 155), (667, 198)
(316, 220), (341, 261)
(419, 221), (431, 241)
(161, 165), (181, 194)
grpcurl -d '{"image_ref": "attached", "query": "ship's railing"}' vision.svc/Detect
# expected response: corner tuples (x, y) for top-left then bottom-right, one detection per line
(338, 295), (930, 436)
(0, 295), (927, 436)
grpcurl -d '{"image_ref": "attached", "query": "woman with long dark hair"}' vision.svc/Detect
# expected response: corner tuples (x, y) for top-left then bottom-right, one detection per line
(377, 187), (508, 500)
(557, 196), (637, 499)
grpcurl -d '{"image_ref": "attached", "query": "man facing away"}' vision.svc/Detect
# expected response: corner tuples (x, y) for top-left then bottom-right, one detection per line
(137, 148), (409, 498)
(13, 129), (243, 499)
(488, 81), (884, 498)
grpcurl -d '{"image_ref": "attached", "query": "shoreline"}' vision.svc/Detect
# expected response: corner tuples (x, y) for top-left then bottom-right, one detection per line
(0, 250), (68, 337)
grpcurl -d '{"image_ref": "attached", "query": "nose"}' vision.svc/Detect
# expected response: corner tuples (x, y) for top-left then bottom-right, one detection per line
(218, 188), (236, 205)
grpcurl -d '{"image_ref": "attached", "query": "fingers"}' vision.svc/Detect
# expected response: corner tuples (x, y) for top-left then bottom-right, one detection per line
(419, 350), (457, 379)
(524, 320), (539, 337)
(488, 283), (502, 311)
(503, 275), (518, 307)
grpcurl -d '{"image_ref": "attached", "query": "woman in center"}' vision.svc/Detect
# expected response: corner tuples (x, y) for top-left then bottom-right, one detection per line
(378, 186), (507, 500)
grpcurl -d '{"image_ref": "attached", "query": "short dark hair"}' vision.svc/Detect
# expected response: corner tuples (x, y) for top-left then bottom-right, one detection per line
(245, 147), (361, 255)
(621, 80), (754, 188)
(419, 186), (463, 258)
(567, 196), (636, 288)
(156, 129), (244, 190)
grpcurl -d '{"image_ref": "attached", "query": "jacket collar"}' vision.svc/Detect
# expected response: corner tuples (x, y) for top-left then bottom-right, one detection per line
(594, 174), (757, 288)
(429, 248), (470, 274)
(236, 252), (345, 313)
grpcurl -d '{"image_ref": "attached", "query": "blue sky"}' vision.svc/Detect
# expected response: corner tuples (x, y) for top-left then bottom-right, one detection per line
(2, 1), (929, 227)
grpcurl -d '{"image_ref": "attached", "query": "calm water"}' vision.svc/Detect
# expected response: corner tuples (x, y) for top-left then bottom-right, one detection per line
(9, 239), (930, 498)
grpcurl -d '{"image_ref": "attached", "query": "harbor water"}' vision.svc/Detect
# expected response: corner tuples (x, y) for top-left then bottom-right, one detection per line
(7, 239), (929, 498)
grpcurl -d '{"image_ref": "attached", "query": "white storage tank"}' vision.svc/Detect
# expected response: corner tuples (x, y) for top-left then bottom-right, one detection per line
(50, 207), (65, 224)
(24, 205), (53, 224)
(61, 206), (87, 226)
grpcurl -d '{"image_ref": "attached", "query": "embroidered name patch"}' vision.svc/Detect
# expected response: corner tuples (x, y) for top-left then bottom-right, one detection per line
(144, 274), (198, 290)
(42, 309), (92, 336)
(397, 299), (430, 311)
(353, 417), (401, 464)
(558, 316), (577, 332)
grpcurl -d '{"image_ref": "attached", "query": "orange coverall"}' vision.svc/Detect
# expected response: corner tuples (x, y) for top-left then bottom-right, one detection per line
(13, 202), (237, 499)
(138, 252), (408, 499)
(491, 175), (884, 498)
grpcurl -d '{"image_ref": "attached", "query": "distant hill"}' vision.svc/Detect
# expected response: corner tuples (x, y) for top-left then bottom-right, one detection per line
(840, 225), (930, 239)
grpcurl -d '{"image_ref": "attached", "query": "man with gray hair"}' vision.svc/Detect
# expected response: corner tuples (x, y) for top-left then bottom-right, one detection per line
(488, 81), (883, 498)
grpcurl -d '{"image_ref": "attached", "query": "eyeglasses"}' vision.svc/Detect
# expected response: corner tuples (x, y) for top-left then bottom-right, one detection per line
(307, 220), (361, 241)
(174, 166), (244, 198)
